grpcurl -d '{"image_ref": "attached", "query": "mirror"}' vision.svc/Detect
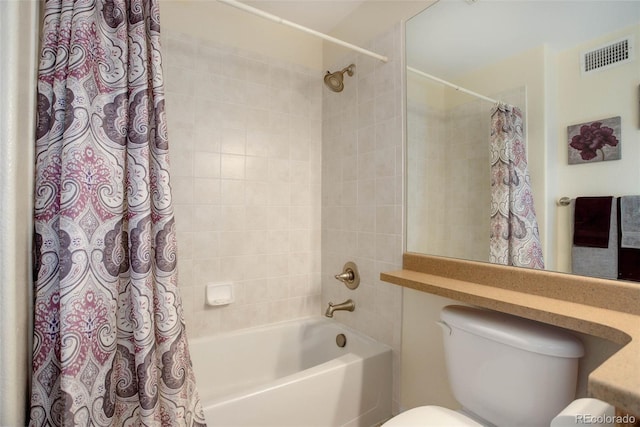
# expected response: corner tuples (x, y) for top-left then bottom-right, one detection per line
(405, 1), (640, 279)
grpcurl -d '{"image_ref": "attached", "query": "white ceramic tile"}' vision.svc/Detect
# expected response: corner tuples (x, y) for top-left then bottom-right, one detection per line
(193, 258), (221, 289)
(268, 158), (290, 182)
(194, 152), (220, 178)
(221, 154), (245, 180)
(267, 229), (290, 254)
(221, 180), (245, 205)
(195, 53), (223, 80)
(268, 182), (291, 206)
(220, 103), (247, 129)
(192, 204), (221, 232)
(173, 204), (194, 233)
(177, 258), (195, 288)
(290, 181), (311, 206)
(245, 156), (269, 181)
(193, 178), (221, 205)
(221, 53), (248, 80)
(220, 128), (246, 155)
(244, 181), (269, 206)
(193, 231), (220, 259)
(220, 205), (246, 231)
(246, 129), (271, 157)
(289, 229), (312, 253)
(375, 176), (396, 206)
(193, 127), (221, 154)
(171, 177), (194, 205)
(267, 131), (290, 160)
(222, 77), (248, 106)
(246, 107), (271, 130)
(267, 205), (290, 230)
(218, 256), (247, 284)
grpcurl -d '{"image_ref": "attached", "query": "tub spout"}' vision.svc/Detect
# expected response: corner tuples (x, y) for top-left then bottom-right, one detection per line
(325, 299), (355, 318)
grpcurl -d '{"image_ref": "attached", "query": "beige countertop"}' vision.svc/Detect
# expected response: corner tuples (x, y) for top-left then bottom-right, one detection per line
(381, 253), (640, 417)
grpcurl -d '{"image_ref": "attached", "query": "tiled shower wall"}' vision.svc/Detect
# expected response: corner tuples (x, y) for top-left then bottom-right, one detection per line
(162, 30), (323, 338)
(321, 23), (404, 410)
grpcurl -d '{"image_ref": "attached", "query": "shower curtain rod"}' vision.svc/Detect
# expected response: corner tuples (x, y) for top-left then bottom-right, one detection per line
(407, 66), (499, 104)
(216, 0), (389, 63)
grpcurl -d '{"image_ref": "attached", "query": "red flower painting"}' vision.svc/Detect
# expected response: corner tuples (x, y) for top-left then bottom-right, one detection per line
(567, 117), (621, 164)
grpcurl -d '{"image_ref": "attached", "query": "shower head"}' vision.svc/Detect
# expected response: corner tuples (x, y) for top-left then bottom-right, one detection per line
(324, 64), (355, 92)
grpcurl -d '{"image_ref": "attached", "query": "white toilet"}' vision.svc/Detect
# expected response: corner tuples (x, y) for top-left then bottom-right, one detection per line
(384, 305), (585, 427)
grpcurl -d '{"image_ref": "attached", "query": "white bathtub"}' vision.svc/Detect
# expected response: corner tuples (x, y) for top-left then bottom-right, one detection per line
(189, 317), (392, 427)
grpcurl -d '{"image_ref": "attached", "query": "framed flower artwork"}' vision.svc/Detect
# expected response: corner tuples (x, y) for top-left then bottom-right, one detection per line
(567, 116), (621, 164)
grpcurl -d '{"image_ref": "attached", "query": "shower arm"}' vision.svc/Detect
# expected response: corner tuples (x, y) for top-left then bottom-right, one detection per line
(340, 65), (354, 76)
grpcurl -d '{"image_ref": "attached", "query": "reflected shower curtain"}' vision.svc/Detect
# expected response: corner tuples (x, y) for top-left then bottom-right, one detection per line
(490, 103), (544, 269)
(29, 0), (205, 425)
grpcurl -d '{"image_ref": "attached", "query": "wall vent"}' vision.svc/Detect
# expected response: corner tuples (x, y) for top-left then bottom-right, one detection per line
(581, 36), (634, 74)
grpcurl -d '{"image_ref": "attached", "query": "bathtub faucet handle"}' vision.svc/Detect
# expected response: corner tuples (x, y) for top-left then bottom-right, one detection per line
(335, 271), (354, 281)
(325, 299), (355, 318)
(334, 262), (360, 290)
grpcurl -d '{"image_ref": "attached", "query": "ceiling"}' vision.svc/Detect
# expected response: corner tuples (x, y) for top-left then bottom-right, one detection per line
(243, 0), (369, 33)
(196, 0), (640, 75)
(407, 0), (640, 78)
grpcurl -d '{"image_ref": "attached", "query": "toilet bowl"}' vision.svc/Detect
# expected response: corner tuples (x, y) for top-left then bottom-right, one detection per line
(383, 305), (585, 426)
(384, 398), (616, 427)
(382, 406), (482, 426)
(385, 399), (616, 427)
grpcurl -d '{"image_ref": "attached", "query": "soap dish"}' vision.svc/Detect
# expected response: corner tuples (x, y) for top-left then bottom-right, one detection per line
(206, 283), (234, 306)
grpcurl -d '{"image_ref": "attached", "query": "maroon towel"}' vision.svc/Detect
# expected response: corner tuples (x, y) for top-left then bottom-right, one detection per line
(573, 196), (614, 248)
(617, 197), (640, 282)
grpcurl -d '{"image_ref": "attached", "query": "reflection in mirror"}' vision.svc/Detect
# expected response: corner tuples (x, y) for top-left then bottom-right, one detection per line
(405, 1), (640, 280)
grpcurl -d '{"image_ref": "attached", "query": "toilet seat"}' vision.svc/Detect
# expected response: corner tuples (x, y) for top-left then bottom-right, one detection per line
(382, 406), (484, 426)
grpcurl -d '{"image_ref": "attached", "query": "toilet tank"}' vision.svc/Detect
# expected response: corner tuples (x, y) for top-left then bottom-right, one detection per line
(440, 305), (584, 427)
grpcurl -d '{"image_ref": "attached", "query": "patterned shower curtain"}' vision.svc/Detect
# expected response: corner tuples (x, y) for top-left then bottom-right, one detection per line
(29, 0), (205, 425)
(489, 103), (544, 269)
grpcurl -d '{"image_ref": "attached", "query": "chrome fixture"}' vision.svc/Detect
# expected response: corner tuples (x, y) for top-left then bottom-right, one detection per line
(325, 299), (355, 318)
(336, 333), (347, 348)
(324, 64), (355, 92)
(334, 261), (359, 289)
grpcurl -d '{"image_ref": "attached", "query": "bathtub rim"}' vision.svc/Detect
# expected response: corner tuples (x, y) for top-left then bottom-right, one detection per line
(187, 315), (392, 353)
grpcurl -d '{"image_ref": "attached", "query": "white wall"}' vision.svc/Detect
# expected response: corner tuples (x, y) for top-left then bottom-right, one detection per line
(0, 1), (38, 424)
(400, 289), (460, 411)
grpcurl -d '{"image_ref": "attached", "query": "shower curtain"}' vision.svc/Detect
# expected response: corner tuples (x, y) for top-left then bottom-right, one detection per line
(29, 0), (205, 425)
(489, 103), (544, 269)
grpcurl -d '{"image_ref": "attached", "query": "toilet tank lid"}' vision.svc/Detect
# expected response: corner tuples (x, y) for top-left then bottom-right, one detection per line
(441, 305), (585, 358)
